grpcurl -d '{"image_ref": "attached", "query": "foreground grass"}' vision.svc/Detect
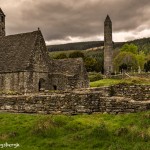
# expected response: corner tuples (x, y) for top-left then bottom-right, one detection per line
(0, 112), (150, 150)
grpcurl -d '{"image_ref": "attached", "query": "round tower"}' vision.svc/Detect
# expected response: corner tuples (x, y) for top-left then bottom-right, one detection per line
(104, 15), (113, 75)
(0, 8), (5, 37)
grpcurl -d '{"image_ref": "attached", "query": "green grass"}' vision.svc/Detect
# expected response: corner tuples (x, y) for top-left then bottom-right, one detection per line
(49, 50), (76, 58)
(49, 48), (103, 59)
(90, 79), (122, 87)
(0, 112), (150, 150)
(90, 77), (150, 87)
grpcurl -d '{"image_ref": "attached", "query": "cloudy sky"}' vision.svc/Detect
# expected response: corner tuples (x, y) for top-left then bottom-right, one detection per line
(0, 0), (150, 45)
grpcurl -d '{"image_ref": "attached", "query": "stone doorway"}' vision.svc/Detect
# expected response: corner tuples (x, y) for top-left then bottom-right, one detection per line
(39, 78), (45, 91)
(53, 85), (57, 90)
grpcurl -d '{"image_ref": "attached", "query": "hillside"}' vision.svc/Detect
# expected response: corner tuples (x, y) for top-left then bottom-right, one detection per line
(0, 112), (150, 150)
(47, 37), (150, 52)
(47, 41), (104, 52)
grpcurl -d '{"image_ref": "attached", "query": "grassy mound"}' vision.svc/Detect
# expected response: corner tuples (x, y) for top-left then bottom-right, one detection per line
(0, 112), (150, 150)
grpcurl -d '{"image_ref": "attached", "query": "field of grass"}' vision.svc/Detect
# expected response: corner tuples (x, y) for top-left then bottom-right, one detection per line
(0, 112), (150, 150)
(90, 77), (150, 87)
(49, 48), (103, 59)
(49, 50), (76, 58)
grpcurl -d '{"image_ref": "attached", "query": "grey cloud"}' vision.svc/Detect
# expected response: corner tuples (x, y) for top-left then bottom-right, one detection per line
(1, 0), (150, 42)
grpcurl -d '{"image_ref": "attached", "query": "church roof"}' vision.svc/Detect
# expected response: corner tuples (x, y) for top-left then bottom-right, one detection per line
(0, 30), (41, 73)
(52, 58), (84, 76)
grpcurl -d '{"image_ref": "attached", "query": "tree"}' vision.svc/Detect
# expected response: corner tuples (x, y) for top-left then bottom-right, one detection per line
(114, 52), (138, 72)
(136, 51), (146, 70)
(84, 57), (98, 72)
(69, 51), (84, 58)
(121, 43), (138, 54)
(54, 53), (67, 59)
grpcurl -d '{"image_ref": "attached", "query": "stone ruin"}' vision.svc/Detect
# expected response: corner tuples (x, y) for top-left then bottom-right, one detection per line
(0, 8), (89, 93)
(0, 8), (149, 114)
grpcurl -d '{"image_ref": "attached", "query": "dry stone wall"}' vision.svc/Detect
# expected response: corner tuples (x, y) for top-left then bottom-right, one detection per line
(0, 85), (150, 114)
(112, 85), (150, 101)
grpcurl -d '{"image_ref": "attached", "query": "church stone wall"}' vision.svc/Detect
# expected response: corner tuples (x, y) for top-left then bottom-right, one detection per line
(48, 73), (89, 91)
(50, 58), (89, 91)
(0, 72), (51, 93)
(0, 72), (28, 93)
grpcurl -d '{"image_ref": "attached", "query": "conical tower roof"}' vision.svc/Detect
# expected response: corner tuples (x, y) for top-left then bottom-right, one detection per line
(105, 15), (111, 22)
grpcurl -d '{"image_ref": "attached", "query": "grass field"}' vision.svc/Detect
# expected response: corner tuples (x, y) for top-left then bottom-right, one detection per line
(49, 48), (103, 59)
(90, 77), (150, 87)
(0, 112), (150, 150)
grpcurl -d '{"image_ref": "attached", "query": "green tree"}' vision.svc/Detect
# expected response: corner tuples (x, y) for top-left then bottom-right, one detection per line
(114, 52), (138, 72)
(136, 51), (146, 70)
(121, 44), (138, 54)
(84, 57), (98, 72)
(69, 51), (84, 58)
(54, 53), (67, 59)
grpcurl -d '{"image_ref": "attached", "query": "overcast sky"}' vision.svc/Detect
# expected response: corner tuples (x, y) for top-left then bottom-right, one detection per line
(0, 0), (150, 45)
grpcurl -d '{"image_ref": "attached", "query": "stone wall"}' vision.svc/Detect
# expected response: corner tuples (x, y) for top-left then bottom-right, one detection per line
(0, 85), (149, 114)
(112, 84), (150, 101)
(0, 72), (50, 93)
(51, 58), (89, 90)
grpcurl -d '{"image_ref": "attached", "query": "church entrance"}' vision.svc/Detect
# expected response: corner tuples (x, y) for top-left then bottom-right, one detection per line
(39, 78), (45, 91)
(53, 85), (57, 90)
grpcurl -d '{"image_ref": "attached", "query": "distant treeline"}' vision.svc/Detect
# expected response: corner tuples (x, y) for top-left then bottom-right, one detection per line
(47, 41), (104, 52)
(47, 37), (150, 53)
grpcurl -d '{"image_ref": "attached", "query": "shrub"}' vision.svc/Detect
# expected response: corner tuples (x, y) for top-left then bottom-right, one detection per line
(54, 53), (68, 59)
(69, 51), (84, 58)
(89, 72), (103, 82)
(84, 57), (98, 72)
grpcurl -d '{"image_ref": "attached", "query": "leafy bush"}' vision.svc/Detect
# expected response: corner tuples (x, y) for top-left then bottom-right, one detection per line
(89, 72), (103, 82)
(54, 53), (68, 59)
(121, 43), (138, 54)
(69, 51), (84, 58)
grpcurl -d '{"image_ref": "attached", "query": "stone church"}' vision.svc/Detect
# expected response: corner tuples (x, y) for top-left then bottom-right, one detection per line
(0, 8), (89, 93)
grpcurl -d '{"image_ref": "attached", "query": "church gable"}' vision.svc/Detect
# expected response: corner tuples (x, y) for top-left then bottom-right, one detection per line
(31, 30), (51, 72)
(0, 30), (49, 73)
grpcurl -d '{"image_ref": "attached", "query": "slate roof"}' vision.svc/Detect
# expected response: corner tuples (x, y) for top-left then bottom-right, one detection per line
(52, 58), (83, 76)
(0, 30), (41, 72)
